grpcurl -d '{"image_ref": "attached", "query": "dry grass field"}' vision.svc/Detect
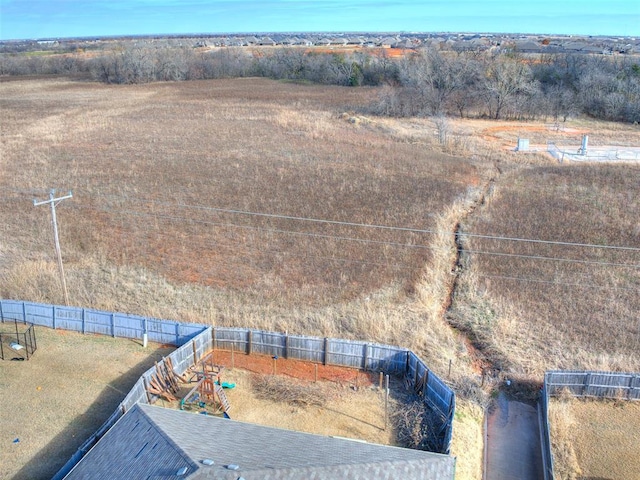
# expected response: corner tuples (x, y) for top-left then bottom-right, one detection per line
(549, 396), (640, 480)
(451, 152), (640, 375)
(1, 76), (639, 479)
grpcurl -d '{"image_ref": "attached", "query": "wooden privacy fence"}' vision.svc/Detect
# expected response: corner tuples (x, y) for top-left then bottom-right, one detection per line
(0, 299), (204, 345)
(545, 370), (640, 399)
(212, 327), (455, 454)
(1, 301), (455, 475)
(52, 326), (214, 480)
(539, 370), (640, 480)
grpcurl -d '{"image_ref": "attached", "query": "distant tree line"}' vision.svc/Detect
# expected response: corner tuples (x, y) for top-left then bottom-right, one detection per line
(2, 44), (639, 122)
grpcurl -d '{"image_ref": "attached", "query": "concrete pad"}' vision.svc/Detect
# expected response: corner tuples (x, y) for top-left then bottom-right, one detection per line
(485, 392), (543, 480)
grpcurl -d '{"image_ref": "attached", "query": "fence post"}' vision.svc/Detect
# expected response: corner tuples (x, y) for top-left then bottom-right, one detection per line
(422, 370), (429, 398)
(285, 334), (289, 359)
(142, 318), (148, 348)
(583, 372), (592, 396)
(247, 330), (252, 355)
(323, 337), (329, 366)
(22, 302), (27, 325)
(81, 308), (85, 334)
(52, 305), (56, 329)
(363, 344), (369, 370)
(0, 299), (4, 322)
(212, 327), (216, 350)
(175, 322), (180, 345)
(111, 313), (115, 337)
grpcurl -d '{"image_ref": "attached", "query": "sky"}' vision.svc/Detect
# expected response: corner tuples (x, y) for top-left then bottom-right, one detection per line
(1, 0), (639, 41)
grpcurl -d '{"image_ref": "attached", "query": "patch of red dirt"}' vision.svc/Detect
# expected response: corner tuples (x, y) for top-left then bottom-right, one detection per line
(209, 350), (378, 388)
(479, 123), (589, 147)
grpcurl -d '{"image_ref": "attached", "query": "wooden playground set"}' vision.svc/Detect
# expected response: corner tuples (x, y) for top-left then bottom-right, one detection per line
(146, 351), (235, 417)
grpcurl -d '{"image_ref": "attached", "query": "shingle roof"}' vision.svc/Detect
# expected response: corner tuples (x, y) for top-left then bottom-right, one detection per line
(64, 403), (455, 479)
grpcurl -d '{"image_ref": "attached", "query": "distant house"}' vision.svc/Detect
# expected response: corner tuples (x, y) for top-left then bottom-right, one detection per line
(331, 37), (348, 46)
(63, 404), (456, 479)
(379, 36), (398, 48)
(243, 36), (260, 45)
(258, 37), (276, 46)
(346, 37), (365, 46)
(513, 40), (542, 53)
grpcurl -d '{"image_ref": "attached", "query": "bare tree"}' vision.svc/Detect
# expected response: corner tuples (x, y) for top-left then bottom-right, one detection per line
(481, 55), (535, 119)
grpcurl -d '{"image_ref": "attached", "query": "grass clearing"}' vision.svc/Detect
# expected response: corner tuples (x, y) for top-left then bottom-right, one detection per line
(0, 327), (174, 480)
(549, 397), (640, 480)
(2, 76), (640, 479)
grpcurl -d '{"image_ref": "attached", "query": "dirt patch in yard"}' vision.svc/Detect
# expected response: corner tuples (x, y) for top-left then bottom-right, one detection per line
(158, 350), (401, 446)
(166, 368), (396, 446)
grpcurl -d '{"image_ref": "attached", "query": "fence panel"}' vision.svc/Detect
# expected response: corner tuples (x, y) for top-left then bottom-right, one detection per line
(52, 306), (84, 331)
(285, 335), (325, 363)
(213, 327), (250, 352)
(327, 338), (367, 369)
(22, 302), (54, 327)
(366, 344), (407, 374)
(545, 370), (640, 400)
(247, 330), (287, 357)
(146, 317), (179, 344)
(114, 313), (145, 339)
(171, 338), (199, 374)
(426, 372), (454, 419)
(83, 309), (114, 336)
(0, 300), (25, 323)
(121, 377), (148, 412)
(192, 328), (213, 362)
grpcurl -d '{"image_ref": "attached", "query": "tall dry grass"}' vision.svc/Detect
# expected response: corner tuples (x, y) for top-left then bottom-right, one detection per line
(548, 394), (582, 480)
(5, 77), (638, 479)
(452, 162), (640, 375)
(1, 79), (490, 479)
(0, 78), (485, 368)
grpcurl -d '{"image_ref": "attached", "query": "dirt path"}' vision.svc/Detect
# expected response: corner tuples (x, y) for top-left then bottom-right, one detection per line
(485, 392), (543, 480)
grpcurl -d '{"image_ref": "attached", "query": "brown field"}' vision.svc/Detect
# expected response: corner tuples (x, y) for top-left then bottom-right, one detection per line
(549, 397), (640, 480)
(1, 76), (639, 479)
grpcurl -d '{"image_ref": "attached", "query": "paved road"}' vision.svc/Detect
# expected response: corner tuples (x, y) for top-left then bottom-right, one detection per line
(485, 392), (544, 480)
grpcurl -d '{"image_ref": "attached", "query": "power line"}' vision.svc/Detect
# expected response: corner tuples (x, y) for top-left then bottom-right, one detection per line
(88, 193), (640, 253)
(97, 215), (636, 293)
(7, 198), (634, 293)
(67, 203), (640, 270)
(6, 188), (640, 253)
(464, 249), (640, 269)
(108, 223), (409, 270)
(476, 274), (639, 292)
(107, 221), (640, 293)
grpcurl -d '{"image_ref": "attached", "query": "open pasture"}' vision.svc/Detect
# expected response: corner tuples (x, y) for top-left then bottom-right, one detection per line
(2, 76), (640, 480)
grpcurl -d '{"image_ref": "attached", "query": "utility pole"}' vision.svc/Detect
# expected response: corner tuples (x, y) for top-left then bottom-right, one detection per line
(34, 190), (73, 305)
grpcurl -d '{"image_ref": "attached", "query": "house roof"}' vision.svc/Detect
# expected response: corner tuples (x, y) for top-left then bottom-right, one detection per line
(64, 403), (455, 480)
